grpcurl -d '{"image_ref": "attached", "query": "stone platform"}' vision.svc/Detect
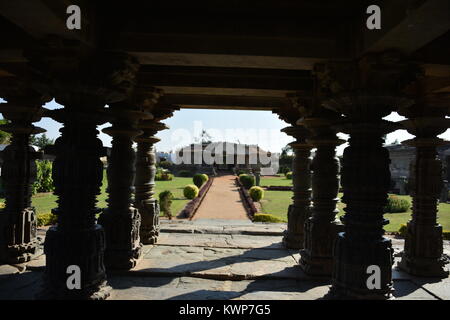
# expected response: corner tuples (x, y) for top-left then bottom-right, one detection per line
(0, 221), (449, 300)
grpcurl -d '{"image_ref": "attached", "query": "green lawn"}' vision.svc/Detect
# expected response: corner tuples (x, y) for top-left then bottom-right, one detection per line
(260, 175), (293, 187)
(260, 191), (450, 232)
(0, 174), (192, 218)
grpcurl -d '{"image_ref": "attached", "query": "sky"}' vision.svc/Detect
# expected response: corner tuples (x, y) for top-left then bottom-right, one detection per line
(2, 98), (450, 156)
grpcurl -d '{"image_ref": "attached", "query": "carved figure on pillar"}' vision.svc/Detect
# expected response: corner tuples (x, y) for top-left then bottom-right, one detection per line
(28, 45), (139, 299)
(397, 81), (450, 277)
(299, 107), (345, 276)
(0, 80), (50, 264)
(316, 51), (420, 299)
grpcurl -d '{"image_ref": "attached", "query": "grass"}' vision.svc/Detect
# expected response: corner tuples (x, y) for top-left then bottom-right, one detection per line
(260, 175), (293, 187)
(260, 191), (450, 233)
(0, 172), (193, 218)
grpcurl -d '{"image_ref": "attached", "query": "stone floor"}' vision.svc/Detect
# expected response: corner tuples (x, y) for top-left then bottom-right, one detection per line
(1, 220), (449, 300)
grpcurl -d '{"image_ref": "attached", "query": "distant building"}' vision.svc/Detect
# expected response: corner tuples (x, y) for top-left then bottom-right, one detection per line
(172, 142), (278, 176)
(386, 143), (450, 196)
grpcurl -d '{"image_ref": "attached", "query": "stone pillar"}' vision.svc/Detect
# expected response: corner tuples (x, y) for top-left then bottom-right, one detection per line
(316, 51), (419, 299)
(0, 83), (49, 263)
(30, 49), (139, 299)
(300, 116), (344, 276)
(282, 125), (312, 249)
(98, 101), (151, 270)
(134, 102), (174, 245)
(398, 102), (450, 277)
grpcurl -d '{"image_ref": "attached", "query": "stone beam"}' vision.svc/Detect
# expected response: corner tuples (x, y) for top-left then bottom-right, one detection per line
(137, 66), (312, 91)
(161, 94), (288, 110)
(362, 0), (450, 55)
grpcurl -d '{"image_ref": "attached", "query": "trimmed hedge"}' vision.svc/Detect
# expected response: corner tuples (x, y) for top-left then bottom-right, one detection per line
(253, 213), (283, 223)
(285, 171), (293, 179)
(383, 196), (410, 213)
(177, 170), (192, 177)
(249, 186), (264, 202)
(239, 174), (255, 189)
(183, 184), (199, 199)
(193, 173), (208, 188)
(155, 170), (173, 181)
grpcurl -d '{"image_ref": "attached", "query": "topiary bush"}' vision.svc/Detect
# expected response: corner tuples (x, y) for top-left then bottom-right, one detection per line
(249, 186), (264, 202)
(239, 174), (255, 189)
(32, 160), (54, 194)
(37, 212), (57, 227)
(253, 213), (283, 223)
(183, 184), (199, 199)
(193, 173), (208, 188)
(285, 171), (293, 179)
(383, 195), (410, 213)
(159, 190), (174, 219)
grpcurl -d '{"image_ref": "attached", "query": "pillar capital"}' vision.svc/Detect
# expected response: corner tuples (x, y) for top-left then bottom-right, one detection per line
(315, 50), (420, 119)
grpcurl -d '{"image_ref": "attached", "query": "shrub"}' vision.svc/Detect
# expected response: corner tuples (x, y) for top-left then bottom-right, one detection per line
(249, 186), (264, 202)
(183, 184), (199, 199)
(253, 213), (283, 223)
(398, 224), (407, 237)
(177, 170), (192, 177)
(383, 196), (410, 213)
(278, 166), (290, 175)
(159, 190), (174, 219)
(158, 160), (172, 170)
(155, 169), (173, 181)
(443, 231), (450, 241)
(32, 160), (54, 194)
(285, 172), (293, 179)
(193, 173), (208, 188)
(37, 212), (57, 227)
(239, 174), (255, 189)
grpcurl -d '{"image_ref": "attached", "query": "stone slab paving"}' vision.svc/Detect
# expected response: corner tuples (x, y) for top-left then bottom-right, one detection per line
(0, 224), (449, 300)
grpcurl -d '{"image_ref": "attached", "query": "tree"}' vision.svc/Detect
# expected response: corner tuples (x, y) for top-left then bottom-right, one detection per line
(0, 119), (11, 144)
(30, 133), (54, 150)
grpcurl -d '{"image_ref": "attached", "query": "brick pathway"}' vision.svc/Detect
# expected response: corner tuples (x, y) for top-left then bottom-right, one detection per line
(192, 175), (250, 220)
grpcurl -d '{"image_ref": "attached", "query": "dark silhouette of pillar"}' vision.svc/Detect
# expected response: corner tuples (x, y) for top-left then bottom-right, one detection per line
(281, 125), (312, 249)
(300, 114), (344, 276)
(0, 82), (49, 263)
(316, 51), (419, 299)
(98, 100), (152, 270)
(397, 85), (450, 277)
(29, 48), (139, 299)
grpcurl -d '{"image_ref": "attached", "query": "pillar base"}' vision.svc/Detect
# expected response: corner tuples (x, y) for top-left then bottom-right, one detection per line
(300, 220), (343, 276)
(0, 208), (41, 264)
(99, 208), (143, 270)
(140, 200), (160, 245)
(282, 204), (309, 249)
(398, 222), (449, 277)
(40, 224), (110, 300)
(328, 233), (394, 300)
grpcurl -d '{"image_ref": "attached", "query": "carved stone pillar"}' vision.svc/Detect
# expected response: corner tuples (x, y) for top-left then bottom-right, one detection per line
(299, 115), (345, 276)
(0, 81), (49, 263)
(316, 51), (419, 299)
(397, 91), (450, 277)
(98, 101), (151, 270)
(28, 47), (138, 299)
(281, 125), (312, 249)
(134, 101), (175, 245)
